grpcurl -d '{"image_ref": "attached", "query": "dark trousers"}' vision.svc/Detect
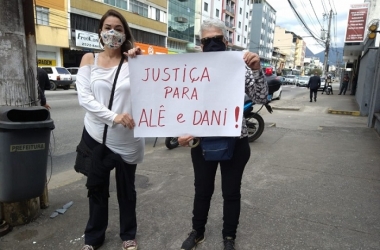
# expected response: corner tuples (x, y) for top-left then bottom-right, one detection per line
(339, 83), (348, 95)
(190, 136), (250, 239)
(309, 89), (318, 100)
(83, 129), (137, 246)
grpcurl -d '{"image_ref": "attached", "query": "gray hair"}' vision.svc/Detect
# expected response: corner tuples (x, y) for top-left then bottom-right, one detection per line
(200, 19), (228, 41)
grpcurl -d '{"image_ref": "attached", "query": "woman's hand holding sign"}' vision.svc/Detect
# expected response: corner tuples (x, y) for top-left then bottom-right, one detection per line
(114, 113), (135, 129)
(243, 51), (261, 70)
(124, 46), (142, 58)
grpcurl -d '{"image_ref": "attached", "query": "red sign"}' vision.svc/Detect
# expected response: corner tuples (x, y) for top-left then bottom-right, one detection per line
(344, 3), (369, 42)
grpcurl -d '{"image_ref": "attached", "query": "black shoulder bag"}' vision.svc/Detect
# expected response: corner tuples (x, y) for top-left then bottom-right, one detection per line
(74, 56), (124, 176)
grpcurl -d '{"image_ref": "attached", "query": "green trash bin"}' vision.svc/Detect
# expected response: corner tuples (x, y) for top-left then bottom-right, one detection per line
(0, 106), (55, 202)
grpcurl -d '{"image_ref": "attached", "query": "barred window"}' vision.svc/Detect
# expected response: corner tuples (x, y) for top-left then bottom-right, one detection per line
(130, 0), (148, 17)
(36, 6), (49, 25)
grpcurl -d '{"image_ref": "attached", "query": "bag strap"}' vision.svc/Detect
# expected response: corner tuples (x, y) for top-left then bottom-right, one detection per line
(102, 56), (125, 145)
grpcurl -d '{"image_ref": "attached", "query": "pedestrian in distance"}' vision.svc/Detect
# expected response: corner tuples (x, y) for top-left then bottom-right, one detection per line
(76, 9), (144, 250)
(339, 73), (350, 95)
(37, 67), (51, 109)
(177, 18), (268, 250)
(307, 71), (321, 102)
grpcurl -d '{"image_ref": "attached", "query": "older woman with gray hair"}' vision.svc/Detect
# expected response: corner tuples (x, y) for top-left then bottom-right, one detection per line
(178, 18), (267, 250)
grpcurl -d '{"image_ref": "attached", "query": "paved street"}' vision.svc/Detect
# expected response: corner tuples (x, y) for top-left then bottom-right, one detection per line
(0, 85), (379, 250)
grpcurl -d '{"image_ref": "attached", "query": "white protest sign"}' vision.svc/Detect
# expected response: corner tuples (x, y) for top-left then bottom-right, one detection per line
(129, 51), (246, 137)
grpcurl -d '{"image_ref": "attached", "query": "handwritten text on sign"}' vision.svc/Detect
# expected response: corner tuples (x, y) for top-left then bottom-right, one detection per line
(129, 51), (246, 137)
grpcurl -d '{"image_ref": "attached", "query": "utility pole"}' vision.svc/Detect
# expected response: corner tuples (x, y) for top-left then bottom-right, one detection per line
(323, 9), (333, 76)
(0, 0), (40, 235)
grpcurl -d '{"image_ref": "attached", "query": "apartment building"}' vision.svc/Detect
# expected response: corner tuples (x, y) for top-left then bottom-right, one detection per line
(294, 36), (306, 70)
(273, 26), (295, 69)
(35, 0), (70, 67)
(248, 0), (276, 66)
(193, 0), (251, 51)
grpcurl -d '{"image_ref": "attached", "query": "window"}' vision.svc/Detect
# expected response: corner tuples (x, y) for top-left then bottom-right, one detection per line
(105, 0), (127, 10)
(246, 12), (248, 18)
(204, 2), (208, 12)
(245, 25), (247, 31)
(36, 6), (49, 25)
(240, 8), (242, 14)
(130, 0), (148, 17)
(216, 9), (219, 17)
(238, 35), (240, 41)
(238, 21), (241, 28)
(156, 8), (160, 21)
(244, 37), (247, 43)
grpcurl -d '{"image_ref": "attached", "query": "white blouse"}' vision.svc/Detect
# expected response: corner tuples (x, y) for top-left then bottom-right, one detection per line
(76, 54), (144, 164)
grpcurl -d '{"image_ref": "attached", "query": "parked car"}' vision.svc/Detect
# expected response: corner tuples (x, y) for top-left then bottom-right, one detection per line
(296, 76), (311, 87)
(284, 75), (297, 85)
(66, 67), (79, 91)
(41, 66), (73, 90)
(265, 72), (283, 101)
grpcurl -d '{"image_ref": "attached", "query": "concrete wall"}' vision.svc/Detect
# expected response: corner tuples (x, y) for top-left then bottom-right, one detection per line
(356, 49), (377, 116)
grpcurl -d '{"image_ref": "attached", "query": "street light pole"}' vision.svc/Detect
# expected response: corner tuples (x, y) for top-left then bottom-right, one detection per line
(323, 9), (333, 76)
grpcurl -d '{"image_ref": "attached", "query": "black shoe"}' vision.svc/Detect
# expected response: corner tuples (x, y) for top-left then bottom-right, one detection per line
(224, 237), (235, 250)
(310, 100), (312, 102)
(181, 230), (205, 250)
(314, 99), (316, 102)
(338, 94), (341, 95)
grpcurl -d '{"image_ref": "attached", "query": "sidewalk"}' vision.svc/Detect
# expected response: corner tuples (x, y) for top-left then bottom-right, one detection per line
(1, 92), (380, 249)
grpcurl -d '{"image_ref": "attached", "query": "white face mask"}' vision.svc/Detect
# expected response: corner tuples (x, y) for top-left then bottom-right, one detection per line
(100, 29), (126, 49)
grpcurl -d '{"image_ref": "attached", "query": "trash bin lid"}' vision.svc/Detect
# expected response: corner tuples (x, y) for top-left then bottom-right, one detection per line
(0, 106), (55, 130)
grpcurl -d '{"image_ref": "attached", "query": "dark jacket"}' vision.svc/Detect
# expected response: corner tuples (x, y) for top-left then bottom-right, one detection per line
(37, 67), (50, 105)
(308, 75), (321, 90)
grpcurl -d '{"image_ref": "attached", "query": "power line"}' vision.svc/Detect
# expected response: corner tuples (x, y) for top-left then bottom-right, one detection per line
(287, 0), (325, 47)
(308, 0), (324, 29)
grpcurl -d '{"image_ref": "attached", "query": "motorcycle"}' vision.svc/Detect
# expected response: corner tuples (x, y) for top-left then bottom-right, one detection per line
(325, 83), (333, 95)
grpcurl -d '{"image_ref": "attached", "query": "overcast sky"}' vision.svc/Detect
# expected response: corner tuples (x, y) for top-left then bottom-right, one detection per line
(266, 0), (364, 54)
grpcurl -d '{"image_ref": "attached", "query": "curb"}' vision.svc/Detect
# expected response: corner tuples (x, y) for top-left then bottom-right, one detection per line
(272, 106), (300, 111)
(328, 109), (360, 116)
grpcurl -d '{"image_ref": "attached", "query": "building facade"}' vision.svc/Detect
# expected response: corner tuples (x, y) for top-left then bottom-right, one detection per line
(167, 0), (197, 54)
(66, 0), (168, 67)
(35, 0), (70, 67)
(273, 26), (295, 69)
(248, 0), (276, 66)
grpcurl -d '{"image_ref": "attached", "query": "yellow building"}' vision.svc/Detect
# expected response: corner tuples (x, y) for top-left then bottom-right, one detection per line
(65, 0), (168, 67)
(274, 26), (295, 69)
(35, 0), (70, 67)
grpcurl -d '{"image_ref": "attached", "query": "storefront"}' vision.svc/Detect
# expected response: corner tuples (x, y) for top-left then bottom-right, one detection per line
(135, 42), (168, 55)
(63, 30), (168, 67)
(63, 29), (102, 68)
(37, 45), (62, 67)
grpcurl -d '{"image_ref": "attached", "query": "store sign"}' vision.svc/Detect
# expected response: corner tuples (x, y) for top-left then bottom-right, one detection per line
(75, 30), (101, 49)
(135, 42), (168, 55)
(38, 59), (56, 66)
(344, 3), (369, 42)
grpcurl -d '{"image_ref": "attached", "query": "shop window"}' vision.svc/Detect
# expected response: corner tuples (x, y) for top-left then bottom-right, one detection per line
(36, 6), (49, 26)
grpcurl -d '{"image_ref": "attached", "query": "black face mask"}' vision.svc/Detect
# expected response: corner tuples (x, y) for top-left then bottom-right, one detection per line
(202, 38), (227, 52)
